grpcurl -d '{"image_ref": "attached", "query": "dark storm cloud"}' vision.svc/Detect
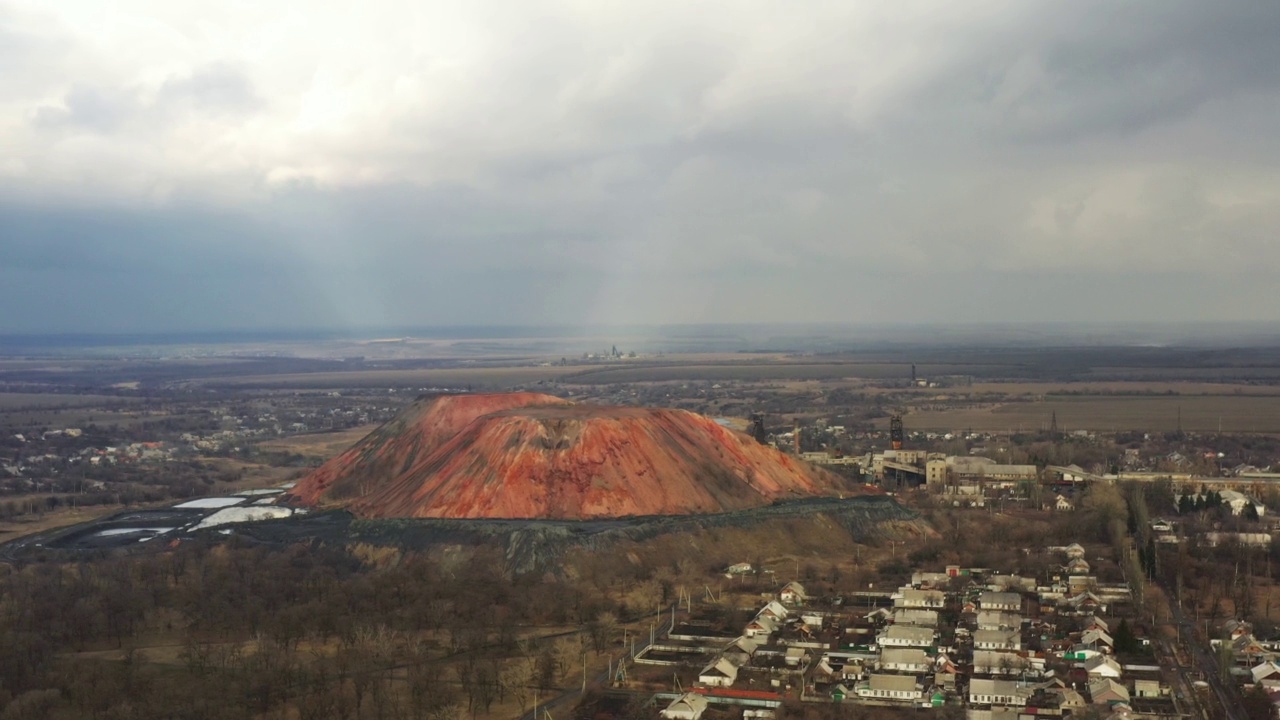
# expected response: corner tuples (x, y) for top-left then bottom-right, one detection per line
(1, 0), (1279, 332)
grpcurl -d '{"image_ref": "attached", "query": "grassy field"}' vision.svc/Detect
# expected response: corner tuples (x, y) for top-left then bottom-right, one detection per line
(561, 362), (1006, 384)
(1085, 366), (1280, 380)
(0, 393), (143, 409)
(960, 381), (1280, 396)
(905, 395), (1280, 433)
(257, 426), (377, 459)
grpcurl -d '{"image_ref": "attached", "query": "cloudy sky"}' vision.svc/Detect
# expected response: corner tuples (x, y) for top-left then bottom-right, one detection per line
(2, 1), (1279, 333)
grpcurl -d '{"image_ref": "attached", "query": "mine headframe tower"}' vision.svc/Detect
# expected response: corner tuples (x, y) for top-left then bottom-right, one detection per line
(889, 414), (904, 450)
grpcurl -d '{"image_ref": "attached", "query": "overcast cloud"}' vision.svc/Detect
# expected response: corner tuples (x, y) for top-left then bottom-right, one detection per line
(2, 0), (1279, 332)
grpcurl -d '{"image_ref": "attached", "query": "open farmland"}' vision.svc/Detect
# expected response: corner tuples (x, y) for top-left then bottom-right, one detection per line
(256, 425), (378, 459)
(0, 393), (144, 409)
(199, 366), (573, 389)
(904, 394), (1280, 433)
(561, 361), (1011, 384)
(1083, 366), (1280, 381)
(958, 381), (1280, 396)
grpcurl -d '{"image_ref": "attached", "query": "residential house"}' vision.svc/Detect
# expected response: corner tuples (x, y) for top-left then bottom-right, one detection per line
(1048, 687), (1087, 711)
(972, 651), (1031, 676)
(1066, 558), (1091, 574)
(989, 575), (1036, 592)
(969, 678), (1030, 707)
(856, 674), (922, 702)
(744, 616), (777, 639)
(1088, 678), (1129, 705)
(1224, 619), (1254, 640)
(1064, 543), (1086, 559)
(892, 608), (939, 627)
(723, 636), (758, 665)
(965, 710), (1020, 720)
(1081, 628), (1114, 651)
(780, 581), (807, 605)
(979, 592), (1022, 612)
(1252, 660), (1280, 686)
(974, 630), (1022, 651)
(661, 693), (709, 720)
(1083, 616), (1110, 634)
(912, 571), (951, 589)
(976, 611), (1021, 631)
(1063, 645), (1103, 662)
(1063, 591), (1104, 614)
(896, 588), (946, 609)
(758, 601), (790, 622)
(1054, 495), (1074, 511)
(1219, 490), (1266, 517)
(879, 648), (930, 674)
(1231, 634), (1274, 665)
(698, 658), (738, 688)
(878, 624), (937, 648)
(1084, 655), (1122, 679)
(1133, 679), (1164, 698)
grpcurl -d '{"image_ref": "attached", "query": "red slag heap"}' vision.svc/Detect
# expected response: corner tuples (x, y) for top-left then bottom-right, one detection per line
(290, 392), (859, 520)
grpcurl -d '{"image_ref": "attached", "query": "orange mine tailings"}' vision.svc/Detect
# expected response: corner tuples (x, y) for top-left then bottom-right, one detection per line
(291, 392), (866, 520)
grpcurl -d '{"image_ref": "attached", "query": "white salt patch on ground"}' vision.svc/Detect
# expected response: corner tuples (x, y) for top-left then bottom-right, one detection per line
(173, 497), (244, 509)
(194, 506), (294, 530)
(95, 527), (175, 537)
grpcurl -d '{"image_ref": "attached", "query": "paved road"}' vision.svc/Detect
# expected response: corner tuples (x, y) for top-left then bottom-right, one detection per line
(1159, 577), (1247, 720)
(1158, 638), (1207, 720)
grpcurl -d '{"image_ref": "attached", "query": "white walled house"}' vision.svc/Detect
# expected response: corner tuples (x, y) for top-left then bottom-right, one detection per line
(979, 592), (1022, 612)
(661, 693), (709, 720)
(969, 678), (1030, 707)
(879, 648), (930, 673)
(699, 658), (738, 688)
(878, 624), (937, 648)
(896, 588), (945, 609)
(856, 674), (922, 702)
(972, 651), (1032, 676)
(974, 630), (1021, 651)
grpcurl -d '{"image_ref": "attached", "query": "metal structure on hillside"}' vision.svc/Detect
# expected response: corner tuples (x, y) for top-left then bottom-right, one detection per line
(889, 415), (904, 450)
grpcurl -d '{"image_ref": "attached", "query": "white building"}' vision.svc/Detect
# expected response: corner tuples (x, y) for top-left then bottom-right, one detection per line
(893, 608), (939, 627)
(661, 693), (709, 720)
(780, 581), (807, 605)
(978, 592), (1022, 612)
(969, 678), (1030, 707)
(698, 658), (738, 688)
(972, 651), (1032, 676)
(1084, 655), (1122, 678)
(879, 648), (930, 673)
(878, 624), (937, 648)
(976, 611), (1021, 631)
(857, 674), (922, 702)
(896, 588), (945, 609)
(974, 630), (1021, 651)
